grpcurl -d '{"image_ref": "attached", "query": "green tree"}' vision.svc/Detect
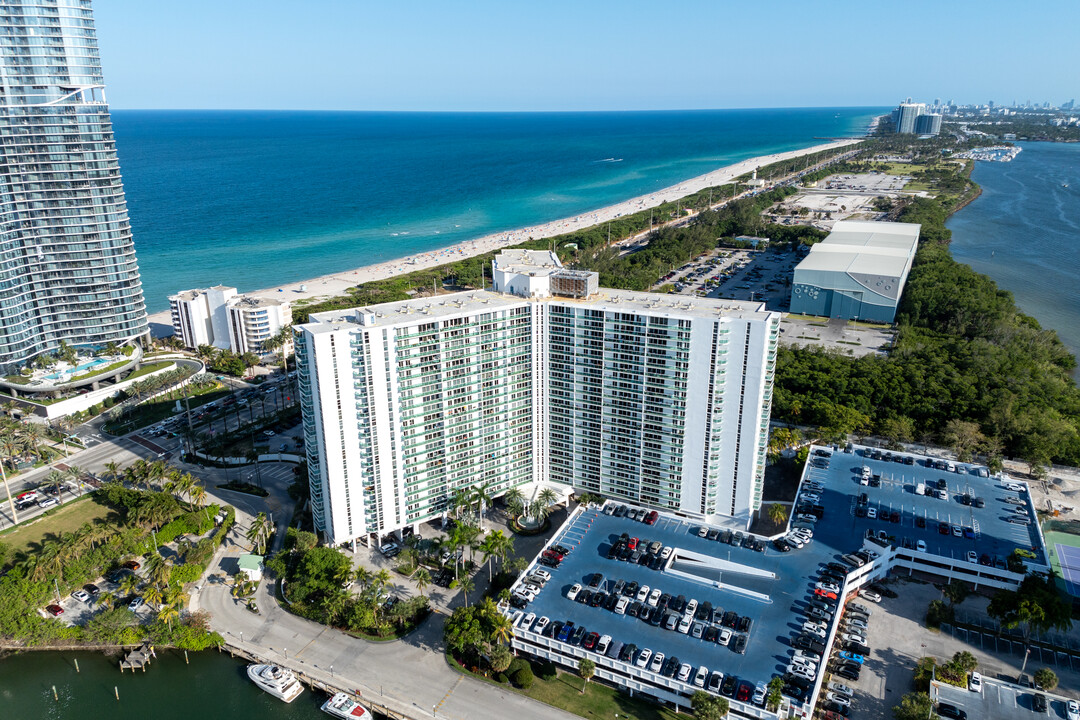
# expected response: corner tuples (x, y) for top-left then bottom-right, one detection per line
(489, 644), (512, 674)
(690, 690), (729, 719)
(893, 692), (936, 720)
(766, 676), (784, 711)
(987, 573), (1073, 641)
(767, 503), (788, 527)
(413, 567), (431, 598)
(1033, 667), (1058, 691)
(942, 580), (970, 607)
(942, 419), (985, 462)
(577, 658), (595, 694)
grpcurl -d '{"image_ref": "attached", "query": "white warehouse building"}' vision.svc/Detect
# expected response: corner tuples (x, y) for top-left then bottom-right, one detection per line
(296, 253), (780, 546)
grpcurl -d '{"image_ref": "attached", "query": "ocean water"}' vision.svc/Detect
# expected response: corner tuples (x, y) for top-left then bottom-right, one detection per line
(947, 141), (1080, 356)
(112, 108), (882, 313)
(0, 650), (327, 719)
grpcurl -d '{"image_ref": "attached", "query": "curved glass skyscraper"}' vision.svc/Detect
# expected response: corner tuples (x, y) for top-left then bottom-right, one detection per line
(0, 0), (147, 371)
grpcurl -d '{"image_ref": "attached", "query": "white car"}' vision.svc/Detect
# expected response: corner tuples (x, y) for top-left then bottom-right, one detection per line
(533, 616), (550, 634)
(827, 692), (851, 709)
(816, 581), (840, 594)
(615, 596), (630, 615)
(520, 612), (536, 628)
(636, 648), (652, 668)
(859, 589), (882, 603)
(800, 493), (820, 503)
(849, 602), (873, 615)
(785, 534), (805, 549)
(866, 507), (878, 519)
(966, 551), (978, 564)
(660, 546), (673, 561)
(514, 587), (536, 603)
(649, 652), (665, 673)
(567, 583), (582, 601)
(71, 589), (91, 603)
(677, 663), (692, 682)
(693, 665), (709, 688)
(677, 615), (692, 634)
(647, 588), (661, 606)
(787, 663), (815, 681)
(685, 599), (698, 617)
(797, 513), (818, 523)
(846, 617), (869, 631)
(802, 624), (827, 639)
(841, 632), (866, 645)
(531, 569), (551, 582)
(968, 671), (982, 692)
(793, 649), (820, 664)
(752, 683), (766, 707)
(596, 635), (611, 655)
(717, 627), (733, 645)
(1066, 699), (1079, 720)
(916, 540), (927, 552)
(1004, 481), (1025, 492)
(637, 584), (651, 603)
(829, 681), (854, 697)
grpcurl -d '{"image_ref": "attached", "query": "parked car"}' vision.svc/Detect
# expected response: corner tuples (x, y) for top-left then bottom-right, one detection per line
(45, 604), (64, 617)
(859, 589), (882, 603)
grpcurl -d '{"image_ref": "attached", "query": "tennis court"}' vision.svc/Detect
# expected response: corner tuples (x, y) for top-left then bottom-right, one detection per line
(1044, 530), (1080, 597)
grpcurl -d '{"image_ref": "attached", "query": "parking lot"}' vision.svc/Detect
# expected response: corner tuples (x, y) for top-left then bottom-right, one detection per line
(654, 248), (803, 311)
(933, 676), (1080, 720)
(508, 493), (884, 715)
(805, 446), (1045, 569)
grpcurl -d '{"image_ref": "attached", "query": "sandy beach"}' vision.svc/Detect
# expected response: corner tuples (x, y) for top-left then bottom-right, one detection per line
(147, 138), (860, 332)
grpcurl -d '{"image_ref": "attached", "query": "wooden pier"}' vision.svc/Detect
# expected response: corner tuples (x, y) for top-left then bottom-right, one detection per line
(119, 641), (156, 672)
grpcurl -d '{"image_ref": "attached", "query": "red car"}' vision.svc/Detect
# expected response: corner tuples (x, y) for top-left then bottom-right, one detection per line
(582, 631), (600, 650)
(814, 588), (838, 600)
(645, 511), (659, 525)
(122, 560), (141, 571)
(736, 682), (753, 702)
(627, 537), (639, 550)
(825, 712), (849, 720)
(45, 604), (64, 617)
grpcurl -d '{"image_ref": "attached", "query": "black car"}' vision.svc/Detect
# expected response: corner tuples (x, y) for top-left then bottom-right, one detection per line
(546, 621), (562, 638)
(637, 605), (652, 623)
(696, 601), (713, 621)
(822, 701), (848, 715)
(916, 515), (926, 528)
(827, 562), (850, 575)
(619, 546), (634, 561)
(627, 601), (642, 618)
(670, 595), (686, 613)
(604, 593), (619, 611)
(737, 615), (753, 633)
(773, 538), (791, 551)
(657, 593), (672, 611)
(732, 635), (747, 654)
(577, 589), (593, 605)
(722, 611), (738, 628)
(706, 528), (720, 541)
(661, 656), (679, 678)
(569, 625), (587, 645)
(835, 665), (860, 681)
(509, 594), (528, 609)
(607, 543), (624, 559)
(1032, 694), (1048, 713)
(703, 625), (719, 643)
(613, 505), (628, 517)
(589, 592), (605, 608)
(720, 530), (732, 544)
(781, 682), (807, 702)
(720, 674), (738, 697)
(624, 581), (639, 597)
(936, 703), (966, 720)
(539, 556), (560, 568)
(647, 607), (664, 626)
(587, 572), (604, 588)
(619, 643), (637, 662)
(854, 506), (867, 518)
(83, 583), (101, 597)
(649, 554), (665, 569)
(630, 549), (644, 564)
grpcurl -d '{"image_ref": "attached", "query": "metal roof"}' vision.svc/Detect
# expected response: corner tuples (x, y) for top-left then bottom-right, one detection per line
(795, 221), (920, 281)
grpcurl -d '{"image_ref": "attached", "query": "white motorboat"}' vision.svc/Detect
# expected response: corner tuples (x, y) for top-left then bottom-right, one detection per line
(321, 692), (370, 718)
(246, 663), (304, 703)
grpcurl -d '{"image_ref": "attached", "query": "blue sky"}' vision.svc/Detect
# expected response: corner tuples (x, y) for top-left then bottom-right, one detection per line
(94, 0), (1080, 111)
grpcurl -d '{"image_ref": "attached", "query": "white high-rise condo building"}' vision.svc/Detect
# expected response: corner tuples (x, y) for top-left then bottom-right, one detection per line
(0, 0), (148, 371)
(297, 253), (780, 546)
(169, 286), (290, 354)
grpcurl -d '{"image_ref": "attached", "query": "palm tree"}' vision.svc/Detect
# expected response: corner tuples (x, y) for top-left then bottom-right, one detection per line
(768, 503), (789, 527)
(142, 584), (163, 609)
(0, 435), (20, 524)
(104, 460), (122, 483)
(458, 575), (475, 608)
(450, 488), (472, 525)
(246, 512), (272, 554)
(490, 609), (514, 645)
(502, 487), (524, 514)
(146, 552), (172, 587)
(157, 602), (180, 630)
(188, 483), (207, 509)
(64, 464), (84, 493)
(577, 658), (595, 694)
(119, 573), (140, 597)
(413, 567), (431, 598)
(470, 481), (494, 530)
(479, 533), (500, 581)
(41, 470), (68, 499)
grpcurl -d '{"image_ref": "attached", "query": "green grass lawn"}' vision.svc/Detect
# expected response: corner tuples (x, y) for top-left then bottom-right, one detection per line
(458, 657), (683, 720)
(104, 383), (229, 434)
(0, 494), (118, 556)
(125, 361), (174, 381)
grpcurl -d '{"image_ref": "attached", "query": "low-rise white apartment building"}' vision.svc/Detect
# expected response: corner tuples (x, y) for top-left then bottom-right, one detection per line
(169, 286), (290, 354)
(296, 253), (780, 546)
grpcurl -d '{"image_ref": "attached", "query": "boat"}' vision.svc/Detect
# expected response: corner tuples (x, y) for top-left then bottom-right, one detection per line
(321, 692), (370, 718)
(246, 663), (304, 703)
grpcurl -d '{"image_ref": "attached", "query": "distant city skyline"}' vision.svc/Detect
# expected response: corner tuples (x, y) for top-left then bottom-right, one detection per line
(94, 0), (1079, 112)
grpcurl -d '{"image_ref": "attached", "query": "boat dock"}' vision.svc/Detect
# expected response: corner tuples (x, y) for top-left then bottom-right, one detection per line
(119, 641), (156, 672)
(223, 642), (418, 720)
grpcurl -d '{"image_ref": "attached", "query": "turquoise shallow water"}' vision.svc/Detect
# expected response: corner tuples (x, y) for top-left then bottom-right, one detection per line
(947, 141), (1080, 356)
(112, 108), (882, 312)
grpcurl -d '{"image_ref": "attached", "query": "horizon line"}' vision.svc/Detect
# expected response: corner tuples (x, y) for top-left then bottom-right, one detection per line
(108, 105), (893, 114)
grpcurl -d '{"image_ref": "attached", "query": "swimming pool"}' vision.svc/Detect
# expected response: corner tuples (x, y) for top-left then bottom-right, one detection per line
(44, 357), (110, 380)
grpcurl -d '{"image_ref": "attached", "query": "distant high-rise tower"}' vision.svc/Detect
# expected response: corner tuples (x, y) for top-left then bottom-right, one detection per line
(0, 0), (148, 371)
(896, 102), (926, 134)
